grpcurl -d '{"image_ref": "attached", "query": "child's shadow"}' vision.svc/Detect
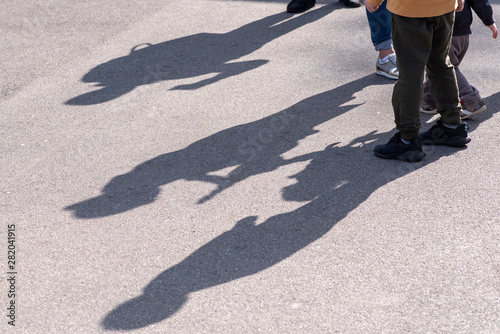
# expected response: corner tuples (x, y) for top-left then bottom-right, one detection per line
(65, 75), (390, 218)
(99, 90), (499, 332)
(100, 131), (453, 331)
(65, 5), (337, 105)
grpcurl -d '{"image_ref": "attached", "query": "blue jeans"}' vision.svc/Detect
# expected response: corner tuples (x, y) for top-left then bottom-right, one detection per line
(366, 0), (392, 51)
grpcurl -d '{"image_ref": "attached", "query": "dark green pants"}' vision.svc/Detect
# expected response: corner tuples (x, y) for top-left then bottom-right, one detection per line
(391, 12), (461, 140)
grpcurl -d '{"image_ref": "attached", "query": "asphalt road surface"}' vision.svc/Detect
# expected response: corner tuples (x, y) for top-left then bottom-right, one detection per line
(1, 0), (499, 333)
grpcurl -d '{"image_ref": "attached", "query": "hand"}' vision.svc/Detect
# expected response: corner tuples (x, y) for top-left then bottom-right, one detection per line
(489, 23), (498, 39)
(364, 1), (379, 12)
(456, 0), (464, 12)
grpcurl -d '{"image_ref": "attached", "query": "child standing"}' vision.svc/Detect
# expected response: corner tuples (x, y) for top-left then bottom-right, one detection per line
(366, 0), (471, 162)
(420, 0), (497, 119)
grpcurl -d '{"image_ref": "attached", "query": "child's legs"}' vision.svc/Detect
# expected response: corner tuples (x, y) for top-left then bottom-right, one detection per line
(426, 12), (461, 125)
(422, 34), (467, 106)
(366, 0), (392, 50)
(450, 35), (482, 106)
(391, 14), (431, 140)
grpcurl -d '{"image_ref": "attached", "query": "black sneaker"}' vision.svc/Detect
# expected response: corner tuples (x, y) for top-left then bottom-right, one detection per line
(287, 0), (316, 12)
(419, 119), (471, 147)
(374, 132), (426, 162)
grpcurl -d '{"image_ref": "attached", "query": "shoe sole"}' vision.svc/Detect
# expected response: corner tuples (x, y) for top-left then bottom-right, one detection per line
(460, 104), (487, 120)
(420, 136), (471, 147)
(374, 150), (426, 162)
(419, 107), (437, 115)
(375, 70), (398, 80)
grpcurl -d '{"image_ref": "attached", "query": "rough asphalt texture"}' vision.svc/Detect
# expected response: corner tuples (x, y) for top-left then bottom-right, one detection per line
(1, 0), (499, 333)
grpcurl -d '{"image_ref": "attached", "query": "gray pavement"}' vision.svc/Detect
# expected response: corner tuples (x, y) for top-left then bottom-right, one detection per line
(1, 0), (499, 333)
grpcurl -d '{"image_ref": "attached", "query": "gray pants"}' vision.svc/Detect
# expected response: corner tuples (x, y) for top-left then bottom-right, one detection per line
(423, 34), (482, 109)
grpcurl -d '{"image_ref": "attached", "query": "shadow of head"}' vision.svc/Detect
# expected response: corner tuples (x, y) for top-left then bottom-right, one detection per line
(101, 292), (187, 330)
(64, 187), (159, 218)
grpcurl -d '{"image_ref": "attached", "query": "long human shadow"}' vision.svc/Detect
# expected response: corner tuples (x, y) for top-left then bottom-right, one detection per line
(65, 74), (391, 218)
(99, 92), (498, 331)
(99, 133), (460, 331)
(65, 5), (337, 105)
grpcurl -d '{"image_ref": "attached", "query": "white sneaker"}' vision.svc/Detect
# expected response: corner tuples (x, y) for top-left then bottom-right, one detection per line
(460, 100), (487, 119)
(376, 54), (398, 80)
